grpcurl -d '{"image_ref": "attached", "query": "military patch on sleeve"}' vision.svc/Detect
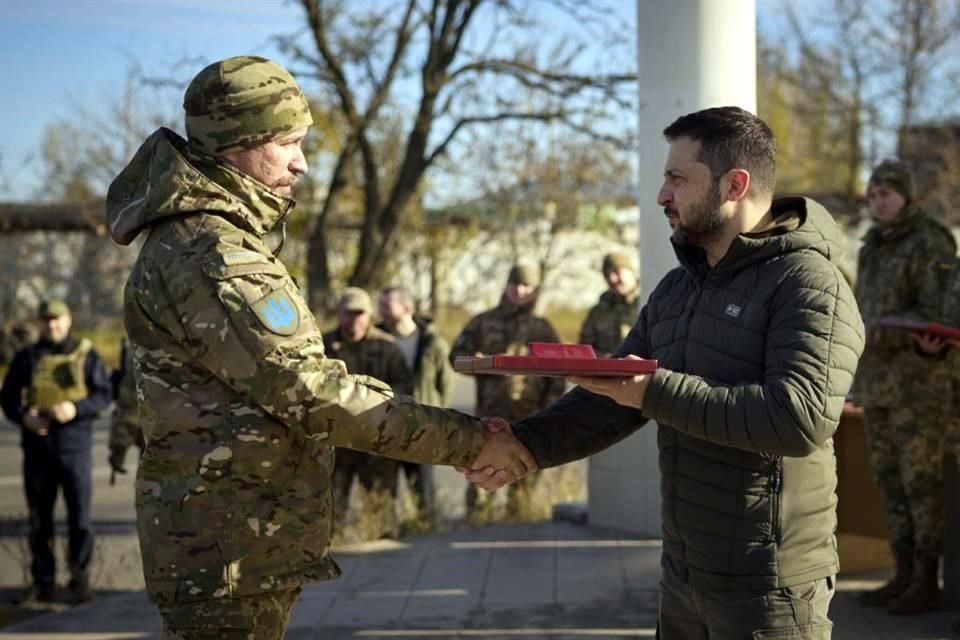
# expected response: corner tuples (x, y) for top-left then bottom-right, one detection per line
(223, 250), (270, 267)
(251, 289), (300, 336)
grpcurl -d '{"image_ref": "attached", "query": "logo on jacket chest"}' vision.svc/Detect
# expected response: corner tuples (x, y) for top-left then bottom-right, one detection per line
(724, 303), (742, 318)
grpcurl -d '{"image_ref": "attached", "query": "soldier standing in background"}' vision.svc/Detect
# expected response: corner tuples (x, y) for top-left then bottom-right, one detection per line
(323, 287), (414, 533)
(578, 252), (640, 357)
(853, 159), (957, 615)
(377, 286), (455, 522)
(450, 263), (566, 520)
(107, 336), (144, 483)
(104, 55), (534, 639)
(911, 255), (960, 632)
(0, 300), (112, 605)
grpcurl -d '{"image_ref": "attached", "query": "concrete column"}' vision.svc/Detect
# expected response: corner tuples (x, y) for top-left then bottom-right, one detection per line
(588, 0), (757, 536)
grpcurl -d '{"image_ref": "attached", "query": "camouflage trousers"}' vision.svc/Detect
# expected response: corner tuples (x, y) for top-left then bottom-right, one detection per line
(863, 406), (945, 556)
(158, 587), (301, 640)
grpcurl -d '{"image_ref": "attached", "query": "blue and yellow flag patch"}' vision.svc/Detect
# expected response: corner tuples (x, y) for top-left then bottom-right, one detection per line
(251, 289), (300, 336)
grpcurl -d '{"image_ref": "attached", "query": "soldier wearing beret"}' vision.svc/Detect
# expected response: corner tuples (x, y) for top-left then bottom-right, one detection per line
(105, 56), (534, 639)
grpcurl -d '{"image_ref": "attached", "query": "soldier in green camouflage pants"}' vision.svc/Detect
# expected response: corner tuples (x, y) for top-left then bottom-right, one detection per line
(105, 56), (535, 640)
(853, 160), (956, 615)
(108, 337), (144, 483)
(450, 264), (566, 520)
(916, 257), (960, 634)
(323, 287), (414, 533)
(579, 252), (640, 357)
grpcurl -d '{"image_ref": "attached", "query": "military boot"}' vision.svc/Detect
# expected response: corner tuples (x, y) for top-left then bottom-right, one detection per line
(887, 552), (941, 615)
(67, 574), (94, 605)
(859, 546), (912, 607)
(17, 582), (55, 606)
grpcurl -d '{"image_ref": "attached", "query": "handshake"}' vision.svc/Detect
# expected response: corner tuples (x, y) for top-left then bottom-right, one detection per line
(457, 417), (537, 492)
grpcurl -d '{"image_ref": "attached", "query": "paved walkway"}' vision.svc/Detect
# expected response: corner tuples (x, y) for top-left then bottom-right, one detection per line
(0, 521), (957, 640)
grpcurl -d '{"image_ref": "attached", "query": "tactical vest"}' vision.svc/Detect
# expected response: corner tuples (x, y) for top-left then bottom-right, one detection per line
(28, 339), (91, 409)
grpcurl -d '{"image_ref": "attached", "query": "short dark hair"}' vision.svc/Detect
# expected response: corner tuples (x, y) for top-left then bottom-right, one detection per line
(381, 286), (415, 312)
(662, 106), (777, 198)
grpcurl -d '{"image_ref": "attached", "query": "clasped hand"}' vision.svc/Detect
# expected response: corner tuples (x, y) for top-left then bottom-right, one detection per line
(457, 417), (537, 492)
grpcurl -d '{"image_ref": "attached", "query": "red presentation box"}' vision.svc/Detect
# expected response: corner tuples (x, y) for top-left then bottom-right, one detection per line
(453, 342), (658, 378)
(878, 316), (960, 341)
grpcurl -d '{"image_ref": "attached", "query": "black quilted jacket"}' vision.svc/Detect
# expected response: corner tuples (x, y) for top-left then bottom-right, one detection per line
(514, 196), (865, 591)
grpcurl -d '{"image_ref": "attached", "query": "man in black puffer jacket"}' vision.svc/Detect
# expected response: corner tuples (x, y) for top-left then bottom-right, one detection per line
(464, 107), (865, 639)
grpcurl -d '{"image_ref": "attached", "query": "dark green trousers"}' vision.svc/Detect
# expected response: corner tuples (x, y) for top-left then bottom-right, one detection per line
(658, 559), (834, 639)
(159, 587), (301, 640)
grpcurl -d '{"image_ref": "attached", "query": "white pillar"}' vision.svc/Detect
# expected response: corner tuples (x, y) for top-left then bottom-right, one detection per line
(588, 0), (757, 536)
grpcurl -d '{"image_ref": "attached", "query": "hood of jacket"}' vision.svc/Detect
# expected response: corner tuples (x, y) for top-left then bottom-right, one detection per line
(105, 127), (295, 246)
(674, 196), (846, 281)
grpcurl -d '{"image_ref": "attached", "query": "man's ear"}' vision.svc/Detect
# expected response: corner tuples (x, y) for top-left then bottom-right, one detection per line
(724, 169), (751, 202)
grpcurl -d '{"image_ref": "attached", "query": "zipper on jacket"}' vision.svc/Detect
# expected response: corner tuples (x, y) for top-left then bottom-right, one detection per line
(769, 459), (782, 544)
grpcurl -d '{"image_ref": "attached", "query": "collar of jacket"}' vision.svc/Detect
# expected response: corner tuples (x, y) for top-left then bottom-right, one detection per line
(671, 196), (829, 282)
(862, 204), (924, 246)
(184, 146), (295, 238)
(105, 128), (295, 245)
(600, 286), (640, 306)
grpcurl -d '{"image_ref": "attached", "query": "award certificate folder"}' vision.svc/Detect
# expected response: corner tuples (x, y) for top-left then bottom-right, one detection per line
(877, 316), (960, 341)
(454, 342), (658, 377)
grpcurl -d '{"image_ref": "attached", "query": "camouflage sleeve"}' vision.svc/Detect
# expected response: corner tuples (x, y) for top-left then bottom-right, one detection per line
(178, 253), (484, 467)
(108, 370), (140, 453)
(902, 231), (957, 322)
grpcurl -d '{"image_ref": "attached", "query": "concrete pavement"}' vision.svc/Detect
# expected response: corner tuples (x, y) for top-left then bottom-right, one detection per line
(1, 520), (958, 640)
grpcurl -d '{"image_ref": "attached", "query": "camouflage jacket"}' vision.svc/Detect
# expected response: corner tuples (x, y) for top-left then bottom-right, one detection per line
(105, 128), (484, 605)
(109, 338), (143, 455)
(939, 257), (960, 385)
(322, 326), (414, 396)
(578, 287), (640, 357)
(449, 298), (566, 420)
(852, 205), (956, 407)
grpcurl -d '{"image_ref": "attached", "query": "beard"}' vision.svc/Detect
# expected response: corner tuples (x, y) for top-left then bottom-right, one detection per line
(667, 179), (725, 247)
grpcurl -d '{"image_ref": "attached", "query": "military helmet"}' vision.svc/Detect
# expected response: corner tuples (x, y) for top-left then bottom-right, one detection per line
(183, 55), (314, 156)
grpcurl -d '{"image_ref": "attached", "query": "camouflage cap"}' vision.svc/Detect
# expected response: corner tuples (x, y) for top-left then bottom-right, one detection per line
(338, 287), (372, 313)
(38, 299), (70, 319)
(868, 159), (914, 202)
(183, 55), (314, 156)
(602, 252), (635, 275)
(507, 263), (541, 287)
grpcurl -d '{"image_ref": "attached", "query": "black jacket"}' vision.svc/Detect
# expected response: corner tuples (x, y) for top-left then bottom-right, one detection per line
(1, 337), (112, 453)
(514, 197), (865, 591)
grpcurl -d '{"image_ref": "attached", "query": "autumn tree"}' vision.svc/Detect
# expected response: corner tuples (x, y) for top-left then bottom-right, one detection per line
(275, 0), (636, 310)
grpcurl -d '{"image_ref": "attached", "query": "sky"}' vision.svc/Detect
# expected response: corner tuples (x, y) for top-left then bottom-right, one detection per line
(0, 0), (792, 202)
(1, 0), (304, 198)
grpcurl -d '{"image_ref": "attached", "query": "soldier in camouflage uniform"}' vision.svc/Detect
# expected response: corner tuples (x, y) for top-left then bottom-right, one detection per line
(0, 300), (112, 605)
(449, 264), (566, 520)
(853, 159), (957, 615)
(108, 337), (144, 484)
(322, 287), (414, 530)
(104, 56), (534, 640)
(578, 252), (640, 357)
